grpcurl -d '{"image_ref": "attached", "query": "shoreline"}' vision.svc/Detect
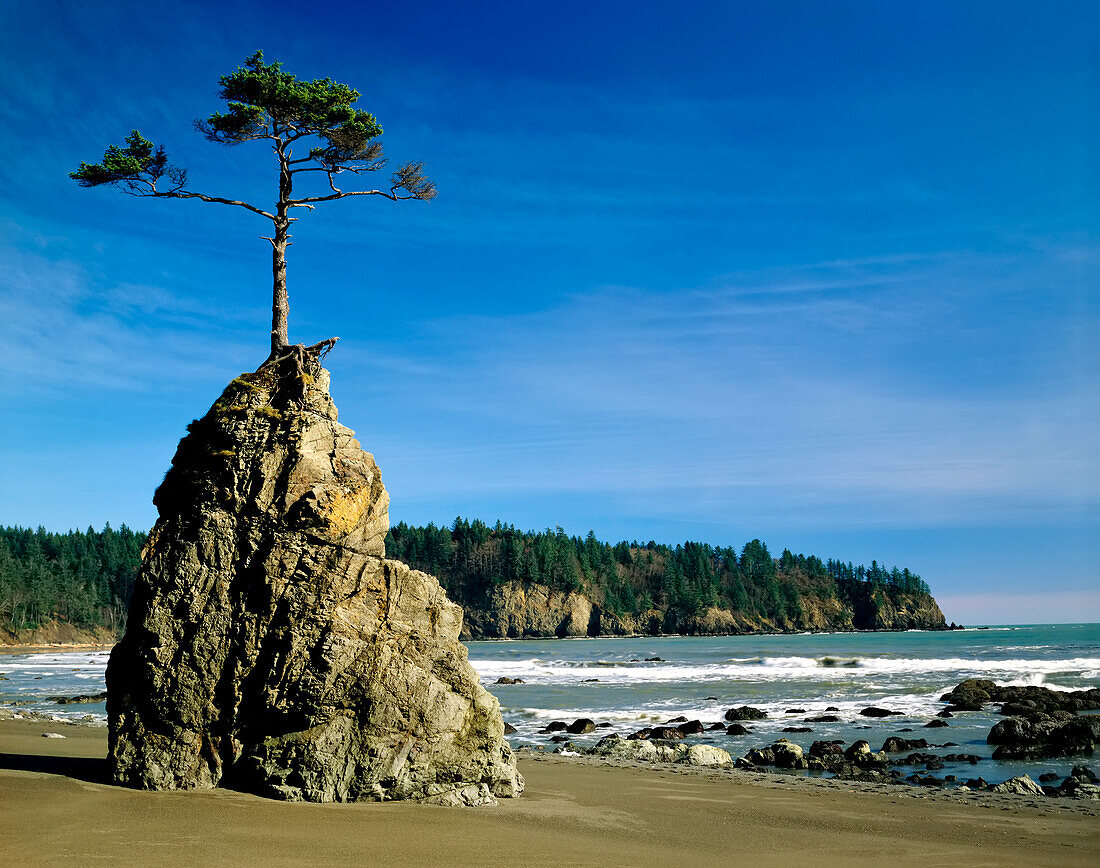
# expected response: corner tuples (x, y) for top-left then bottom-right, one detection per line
(2, 718), (1097, 866)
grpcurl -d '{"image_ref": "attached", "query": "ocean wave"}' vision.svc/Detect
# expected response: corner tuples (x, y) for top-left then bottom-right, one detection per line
(471, 654), (1100, 686)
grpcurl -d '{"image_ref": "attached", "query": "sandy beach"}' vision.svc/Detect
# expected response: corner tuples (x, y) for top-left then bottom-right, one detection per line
(2, 718), (1097, 867)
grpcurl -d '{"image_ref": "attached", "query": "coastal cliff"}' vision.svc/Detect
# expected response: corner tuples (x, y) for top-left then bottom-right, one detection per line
(457, 579), (946, 639)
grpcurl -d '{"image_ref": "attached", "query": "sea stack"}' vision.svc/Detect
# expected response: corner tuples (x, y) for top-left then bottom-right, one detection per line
(106, 350), (523, 805)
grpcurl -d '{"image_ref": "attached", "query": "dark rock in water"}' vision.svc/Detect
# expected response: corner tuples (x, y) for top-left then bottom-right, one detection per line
(106, 360), (522, 806)
(707, 722), (727, 731)
(881, 737), (929, 753)
(726, 723), (751, 736)
(665, 716), (688, 723)
(1038, 772), (1060, 783)
(627, 727), (652, 740)
(566, 718), (596, 734)
(825, 706), (840, 712)
(809, 740), (845, 758)
(892, 752), (944, 770)
(843, 740), (889, 768)
(549, 735), (570, 744)
(988, 713), (1100, 760)
(937, 710), (954, 718)
(782, 726), (813, 733)
(859, 706), (902, 718)
(965, 777), (989, 789)
(495, 677), (525, 685)
(596, 722), (614, 728)
(942, 753), (981, 764)
(724, 705), (767, 721)
(649, 726), (685, 740)
(806, 715), (841, 723)
(644, 657), (664, 662)
(503, 722), (518, 734)
(49, 691), (109, 704)
(581, 678), (600, 683)
(923, 719), (949, 728)
(745, 747), (776, 766)
(785, 708), (807, 714)
(542, 721), (568, 733)
(941, 679), (1100, 714)
(1071, 764), (1097, 783)
(678, 720), (705, 735)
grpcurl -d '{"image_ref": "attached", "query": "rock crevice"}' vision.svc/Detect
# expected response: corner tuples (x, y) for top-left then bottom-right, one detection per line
(107, 360), (522, 805)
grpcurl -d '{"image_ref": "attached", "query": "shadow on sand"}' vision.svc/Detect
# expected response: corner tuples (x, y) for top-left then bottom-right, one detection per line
(0, 752), (111, 785)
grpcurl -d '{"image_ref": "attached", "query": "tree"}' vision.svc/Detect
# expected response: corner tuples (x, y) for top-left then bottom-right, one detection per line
(71, 51), (435, 359)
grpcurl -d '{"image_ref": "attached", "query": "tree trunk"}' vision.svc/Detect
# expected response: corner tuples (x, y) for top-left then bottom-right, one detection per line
(270, 217), (290, 356)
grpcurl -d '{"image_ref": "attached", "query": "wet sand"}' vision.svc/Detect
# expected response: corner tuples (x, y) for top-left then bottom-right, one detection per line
(2, 719), (1097, 867)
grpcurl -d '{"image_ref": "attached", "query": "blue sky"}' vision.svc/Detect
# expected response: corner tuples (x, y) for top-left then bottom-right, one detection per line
(1, 1), (1097, 624)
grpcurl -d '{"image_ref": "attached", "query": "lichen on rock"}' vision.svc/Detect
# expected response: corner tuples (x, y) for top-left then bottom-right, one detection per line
(106, 354), (523, 805)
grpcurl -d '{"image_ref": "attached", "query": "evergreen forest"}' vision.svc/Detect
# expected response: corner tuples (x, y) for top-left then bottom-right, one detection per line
(0, 520), (934, 637)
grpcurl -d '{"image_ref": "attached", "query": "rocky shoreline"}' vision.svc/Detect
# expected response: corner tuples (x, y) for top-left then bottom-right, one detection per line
(512, 678), (1100, 809)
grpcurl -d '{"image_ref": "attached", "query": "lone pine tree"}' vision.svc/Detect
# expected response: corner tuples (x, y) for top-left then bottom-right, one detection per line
(71, 51), (434, 360)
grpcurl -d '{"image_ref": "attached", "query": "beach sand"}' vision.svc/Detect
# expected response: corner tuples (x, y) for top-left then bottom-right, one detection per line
(2, 719), (1097, 867)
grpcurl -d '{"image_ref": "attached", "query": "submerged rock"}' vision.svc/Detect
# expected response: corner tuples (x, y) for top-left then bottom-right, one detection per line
(106, 359), (522, 806)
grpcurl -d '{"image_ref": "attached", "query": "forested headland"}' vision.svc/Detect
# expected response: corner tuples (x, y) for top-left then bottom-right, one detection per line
(0, 519), (949, 642)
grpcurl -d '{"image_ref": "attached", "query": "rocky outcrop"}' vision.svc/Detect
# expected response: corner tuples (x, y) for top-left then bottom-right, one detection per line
(106, 359), (522, 805)
(455, 582), (947, 639)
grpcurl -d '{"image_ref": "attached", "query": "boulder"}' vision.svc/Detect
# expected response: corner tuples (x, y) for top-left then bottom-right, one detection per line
(106, 360), (522, 806)
(495, 677), (525, 685)
(859, 707), (902, 718)
(649, 726), (685, 740)
(881, 737), (929, 753)
(566, 718), (596, 734)
(771, 740), (806, 769)
(990, 775), (1045, 797)
(678, 720), (705, 735)
(843, 740), (888, 768)
(805, 715), (841, 723)
(503, 722), (518, 735)
(724, 706), (768, 721)
(809, 740), (845, 758)
(683, 744), (733, 767)
(542, 721), (568, 733)
(725, 723), (751, 736)
(923, 719), (949, 728)
(989, 714), (1100, 760)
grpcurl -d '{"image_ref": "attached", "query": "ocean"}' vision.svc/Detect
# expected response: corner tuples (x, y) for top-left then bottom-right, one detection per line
(3, 623), (1097, 786)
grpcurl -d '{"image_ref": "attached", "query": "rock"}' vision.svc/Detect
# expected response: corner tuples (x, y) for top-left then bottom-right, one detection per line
(1071, 764), (1097, 783)
(990, 775), (1045, 797)
(825, 706), (839, 712)
(49, 691), (108, 704)
(590, 734), (658, 762)
(936, 710), (954, 718)
(566, 718), (596, 734)
(503, 722), (518, 735)
(725, 723), (751, 736)
(542, 721), (568, 733)
(785, 708), (807, 714)
(665, 716), (688, 723)
(771, 740), (806, 769)
(843, 740), (888, 768)
(707, 722), (727, 731)
(683, 744), (732, 766)
(494, 677), (524, 685)
(941, 679), (1100, 714)
(782, 726), (813, 733)
(549, 735), (571, 743)
(988, 714), (1100, 760)
(644, 657), (664, 662)
(581, 678), (599, 683)
(1038, 772), (1060, 783)
(859, 707), (902, 718)
(745, 747), (776, 766)
(1057, 777), (1100, 800)
(923, 719), (949, 728)
(678, 720), (705, 734)
(809, 740), (845, 758)
(881, 737), (929, 753)
(892, 753), (944, 770)
(649, 726), (685, 740)
(106, 360), (521, 806)
(805, 715), (840, 723)
(42, 732), (66, 739)
(724, 706), (767, 721)
(627, 728), (653, 740)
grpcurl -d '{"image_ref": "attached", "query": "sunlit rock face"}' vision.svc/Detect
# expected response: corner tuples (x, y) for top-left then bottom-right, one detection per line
(107, 360), (522, 806)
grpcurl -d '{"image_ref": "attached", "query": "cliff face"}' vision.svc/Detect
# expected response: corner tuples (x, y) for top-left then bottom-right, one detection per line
(456, 580), (947, 639)
(106, 360), (522, 805)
